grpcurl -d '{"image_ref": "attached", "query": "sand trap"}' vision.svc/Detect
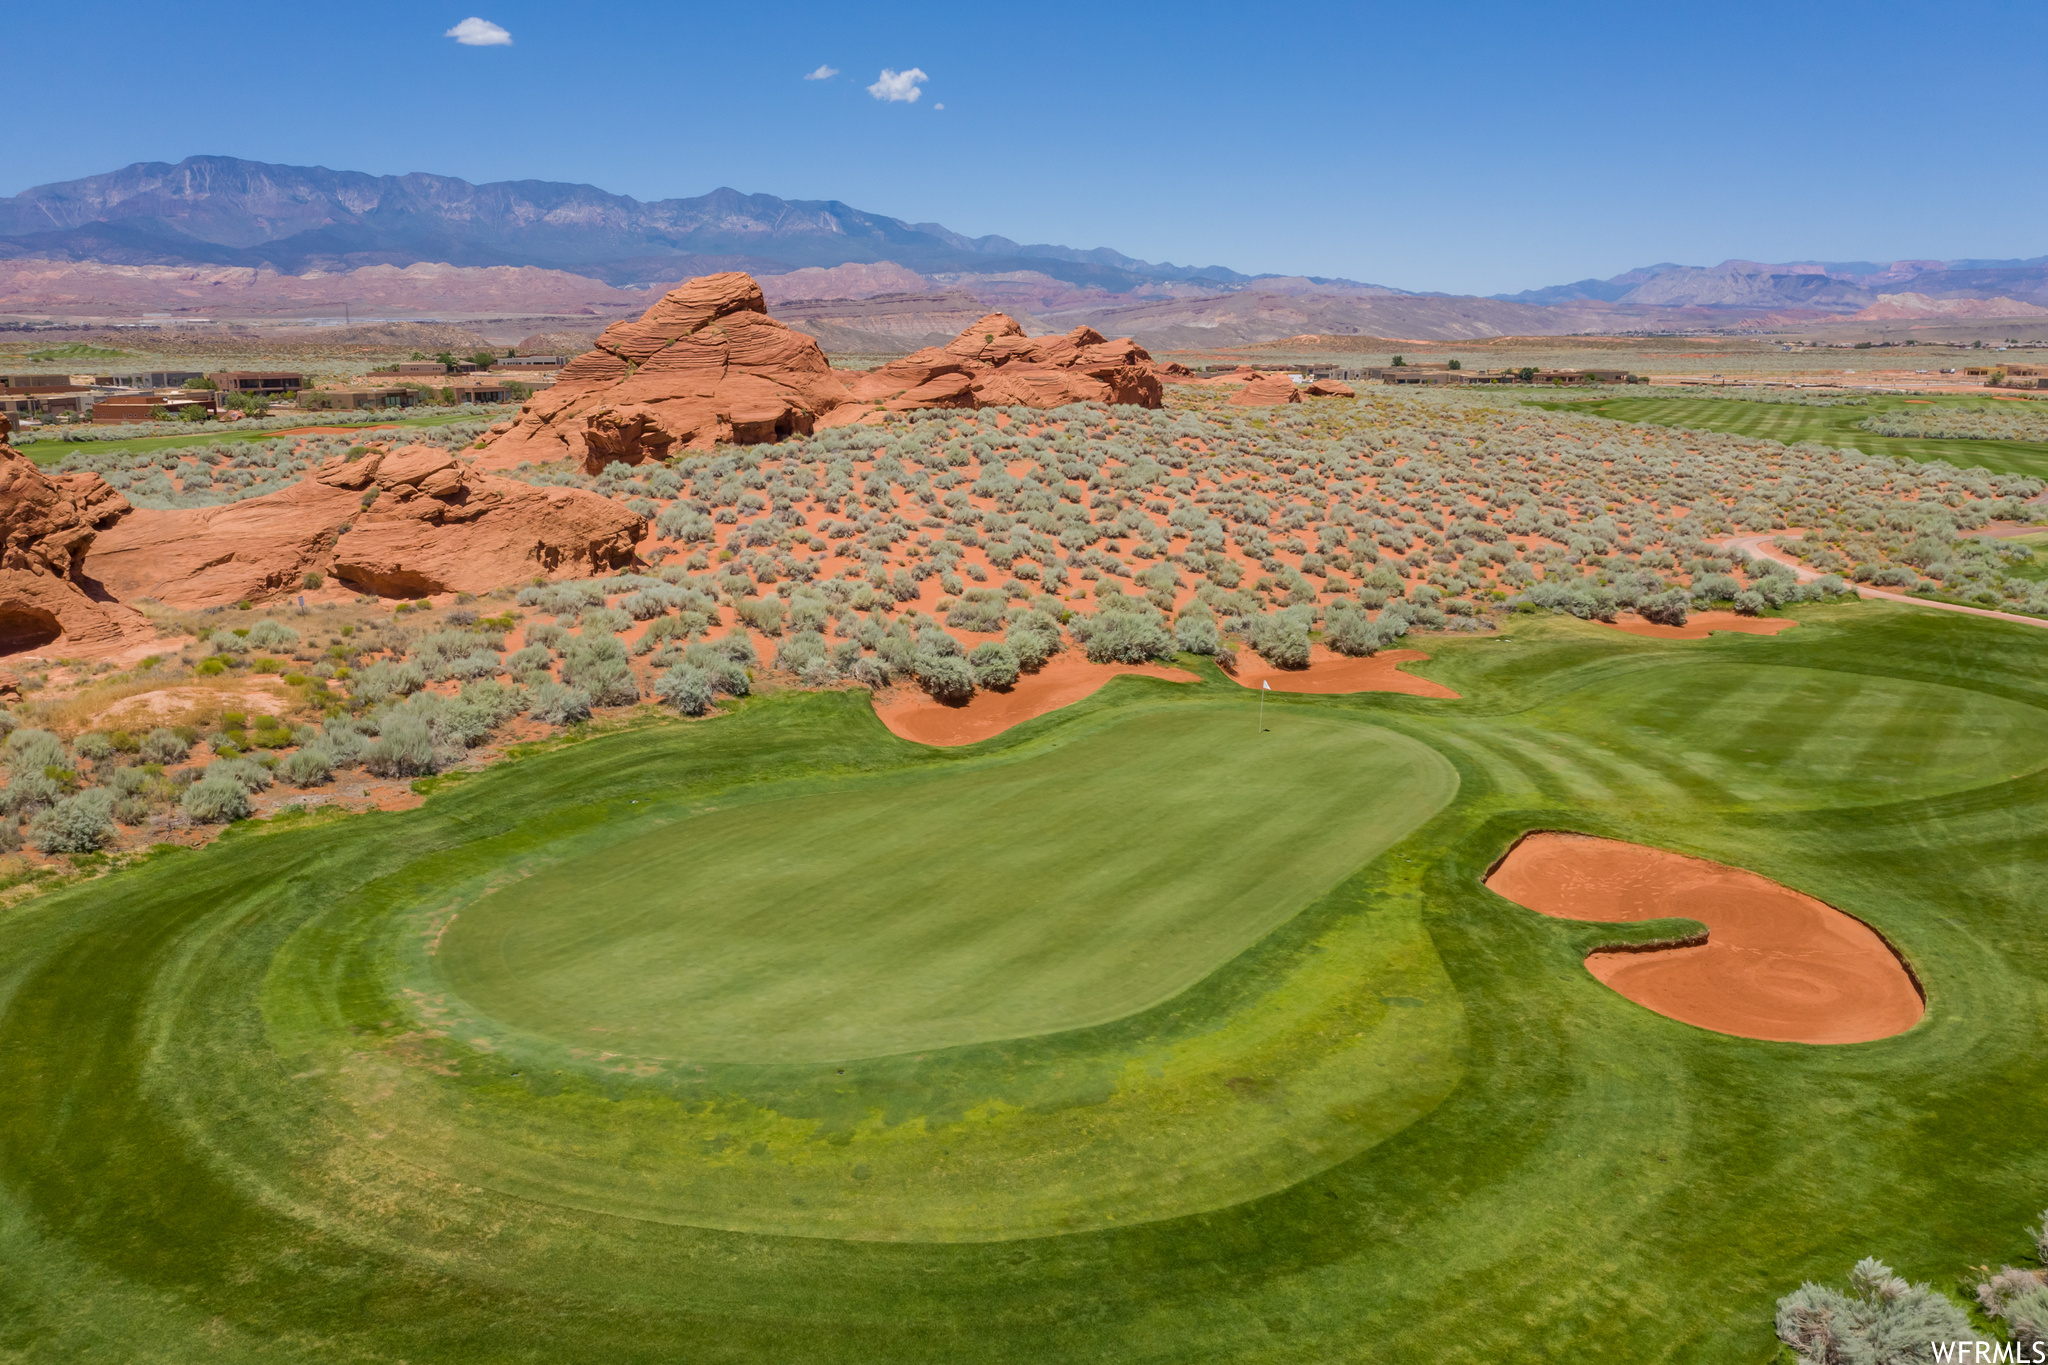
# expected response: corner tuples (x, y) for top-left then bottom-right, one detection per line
(1485, 832), (1922, 1045)
(1602, 610), (1799, 641)
(872, 655), (1198, 746)
(1227, 645), (1459, 698)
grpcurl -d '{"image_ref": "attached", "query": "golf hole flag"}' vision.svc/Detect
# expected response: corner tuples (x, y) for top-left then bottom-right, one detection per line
(1262, 680), (1270, 689)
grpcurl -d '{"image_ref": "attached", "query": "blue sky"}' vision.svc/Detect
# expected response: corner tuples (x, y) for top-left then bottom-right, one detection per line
(8, 0), (2044, 295)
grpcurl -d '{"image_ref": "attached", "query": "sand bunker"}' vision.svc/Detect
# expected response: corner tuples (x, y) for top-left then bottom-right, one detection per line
(1602, 611), (1799, 641)
(872, 655), (1197, 746)
(1485, 832), (1922, 1045)
(1227, 645), (1459, 698)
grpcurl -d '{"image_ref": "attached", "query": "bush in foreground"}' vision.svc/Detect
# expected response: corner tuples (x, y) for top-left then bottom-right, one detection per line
(1776, 1258), (1979, 1363)
(28, 789), (116, 853)
(654, 664), (715, 716)
(181, 777), (252, 824)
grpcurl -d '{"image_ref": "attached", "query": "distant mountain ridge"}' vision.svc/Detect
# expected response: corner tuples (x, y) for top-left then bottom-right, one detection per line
(1494, 257), (2048, 311)
(0, 156), (1264, 293)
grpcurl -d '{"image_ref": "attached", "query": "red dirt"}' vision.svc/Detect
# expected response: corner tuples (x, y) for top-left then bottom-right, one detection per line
(1226, 645), (1459, 697)
(1486, 832), (1923, 1045)
(1601, 610), (1800, 641)
(872, 654), (1198, 746)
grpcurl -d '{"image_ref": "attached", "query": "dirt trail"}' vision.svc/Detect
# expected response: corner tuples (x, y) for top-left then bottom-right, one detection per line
(1486, 832), (1923, 1045)
(1225, 646), (1459, 697)
(1724, 532), (2048, 632)
(872, 656), (1198, 746)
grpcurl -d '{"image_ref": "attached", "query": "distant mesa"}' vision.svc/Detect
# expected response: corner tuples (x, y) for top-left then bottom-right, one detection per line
(475, 272), (1166, 473)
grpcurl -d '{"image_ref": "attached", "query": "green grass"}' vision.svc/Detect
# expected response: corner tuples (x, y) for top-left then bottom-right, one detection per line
(3, 603), (2046, 1361)
(13, 411), (485, 466)
(1530, 393), (2048, 479)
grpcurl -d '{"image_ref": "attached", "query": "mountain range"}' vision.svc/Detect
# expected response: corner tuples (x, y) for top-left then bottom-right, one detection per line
(1, 157), (2043, 345)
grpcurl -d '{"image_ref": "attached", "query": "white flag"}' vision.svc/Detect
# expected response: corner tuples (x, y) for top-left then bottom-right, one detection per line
(1262, 680), (1270, 690)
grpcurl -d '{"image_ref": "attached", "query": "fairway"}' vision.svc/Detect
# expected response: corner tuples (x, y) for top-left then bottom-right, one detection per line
(1534, 393), (2048, 478)
(438, 708), (1455, 1061)
(13, 410), (489, 465)
(5, 605), (2048, 1361)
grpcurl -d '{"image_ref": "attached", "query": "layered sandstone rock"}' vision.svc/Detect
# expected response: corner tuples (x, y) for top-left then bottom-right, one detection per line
(0, 430), (148, 655)
(473, 273), (1167, 473)
(477, 272), (849, 472)
(1304, 378), (1356, 397)
(1229, 373), (1304, 406)
(83, 445), (647, 607)
(832, 313), (1164, 420)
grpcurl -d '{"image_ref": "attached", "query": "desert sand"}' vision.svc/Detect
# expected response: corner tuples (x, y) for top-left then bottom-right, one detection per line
(1485, 831), (1922, 1045)
(1601, 610), (1800, 641)
(872, 656), (1197, 746)
(1225, 645), (1459, 697)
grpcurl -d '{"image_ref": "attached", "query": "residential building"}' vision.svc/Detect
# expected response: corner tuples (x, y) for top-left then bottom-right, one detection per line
(299, 386), (419, 412)
(208, 371), (305, 394)
(446, 380), (514, 404)
(91, 391), (220, 424)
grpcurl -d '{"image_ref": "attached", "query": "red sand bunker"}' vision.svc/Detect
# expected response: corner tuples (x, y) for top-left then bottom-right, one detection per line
(1602, 611), (1799, 641)
(1485, 832), (1922, 1045)
(1227, 645), (1460, 698)
(872, 656), (1198, 746)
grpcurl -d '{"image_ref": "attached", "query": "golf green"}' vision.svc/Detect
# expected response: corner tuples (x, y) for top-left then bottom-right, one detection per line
(4, 603), (2047, 1362)
(436, 709), (1455, 1062)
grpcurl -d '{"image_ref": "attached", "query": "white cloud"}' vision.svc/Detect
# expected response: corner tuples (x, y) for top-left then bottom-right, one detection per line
(933, 102), (945, 111)
(804, 64), (839, 81)
(866, 67), (928, 103)
(445, 17), (512, 46)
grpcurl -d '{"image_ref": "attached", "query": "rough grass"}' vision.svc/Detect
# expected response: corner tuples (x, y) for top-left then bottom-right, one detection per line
(2, 602), (2045, 1362)
(1537, 393), (2048, 479)
(12, 410), (488, 466)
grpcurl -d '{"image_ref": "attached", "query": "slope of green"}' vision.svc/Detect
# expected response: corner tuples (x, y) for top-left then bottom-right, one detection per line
(3, 602), (2046, 1361)
(1533, 393), (2048, 479)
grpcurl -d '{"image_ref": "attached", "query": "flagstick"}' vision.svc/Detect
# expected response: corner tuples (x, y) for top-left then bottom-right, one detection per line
(1258, 679), (1267, 733)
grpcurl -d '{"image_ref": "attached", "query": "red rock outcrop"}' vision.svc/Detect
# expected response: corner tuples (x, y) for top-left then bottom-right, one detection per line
(832, 313), (1163, 421)
(1304, 378), (1356, 397)
(472, 273), (1168, 472)
(83, 445), (647, 607)
(476, 272), (849, 473)
(1229, 373), (1304, 406)
(0, 428), (149, 655)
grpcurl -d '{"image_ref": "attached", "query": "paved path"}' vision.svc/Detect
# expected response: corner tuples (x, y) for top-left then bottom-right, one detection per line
(1721, 532), (2048, 632)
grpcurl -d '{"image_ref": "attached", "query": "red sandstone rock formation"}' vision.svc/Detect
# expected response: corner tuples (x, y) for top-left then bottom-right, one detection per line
(478, 272), (849, 472)
(1304, 378), (1356, 397)
(84, 445), (646, 608)
(472, 273), (1167, 473)
(834, 313), (1164, 419)
(0, 428), (148, 655)
(1228, 373), (1304, 406)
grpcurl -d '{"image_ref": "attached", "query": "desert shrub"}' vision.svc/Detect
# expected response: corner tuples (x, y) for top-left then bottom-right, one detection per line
(945, 589), (1010, 633)
(351, 660), (427, 705)
(713, 627), (759, 667)
(1322, 602), (1384, 657)
(7, 728), (68, 772)
(1072, 602), (1173, 664)
(654, 664), (716, 716)
(561, 636), (639, 706)
(73, 732), (117, 761)
(577, 606), (632, 635)
(6, 769), (66, 818)
(772, 630), (830, 676)
(320, 719), (372, 765)
(28, 788), (116, 853)
(506, 644), (552, 672)
(1974, 1210), (2048, 1354)
(735, 598), (787, 635)
(112, 796), (152, 825)
(1172, 613), (1222, 656)
(1776, 1258), (1979, 1363)
(1636, 588), (1691, 626)
(523, 622), (568, 650)
(364, 712), (438, 777)
(245, 619), (298, 650)
(1732, 590), (1767, 616)
(847, 656), (892, 689)
(279, 744), (334, 787)
(1242, 612), (1311, 669)
(1691, 573), (1743, 603)
(527, 681), (593, 726)
(914, 649), (975, 701)
(967, 641), (1019, 689)
(619, 590), (672, 621)
(181, 776), (252, 823)
(206, 757), (274, 792)
(709, 659), (751, 697)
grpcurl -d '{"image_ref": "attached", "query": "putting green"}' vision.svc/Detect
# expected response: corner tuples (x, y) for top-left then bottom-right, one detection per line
(436, 708), (1456, 1062)
(6, 607), (2048, 1362)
